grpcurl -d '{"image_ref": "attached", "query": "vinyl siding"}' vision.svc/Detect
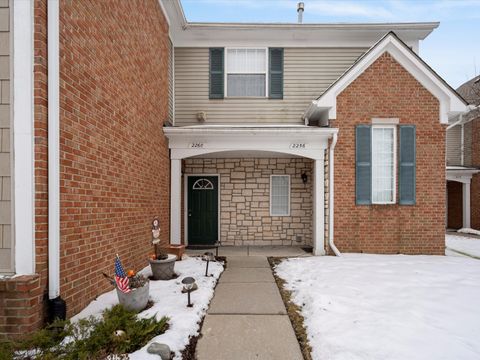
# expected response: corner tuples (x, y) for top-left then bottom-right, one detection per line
(464, 121), (472, 166)
(446, 124), (462, 166)
(0, 1), (11, 273)
(168, 38), (174, 123)
(174, 47), (366, 126)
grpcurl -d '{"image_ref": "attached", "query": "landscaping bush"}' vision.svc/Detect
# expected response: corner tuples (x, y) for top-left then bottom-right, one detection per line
(0, 305), (168, 359)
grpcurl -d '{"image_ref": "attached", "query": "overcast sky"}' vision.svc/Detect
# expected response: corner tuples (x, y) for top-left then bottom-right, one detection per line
(181, 0), (480, 89)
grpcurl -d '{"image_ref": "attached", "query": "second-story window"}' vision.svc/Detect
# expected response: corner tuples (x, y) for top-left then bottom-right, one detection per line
(226, 48), (267, 97)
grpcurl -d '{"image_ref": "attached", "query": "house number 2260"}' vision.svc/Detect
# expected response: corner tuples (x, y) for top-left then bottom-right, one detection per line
(190, 143), (204, 148)
(290, 143), (306, 149)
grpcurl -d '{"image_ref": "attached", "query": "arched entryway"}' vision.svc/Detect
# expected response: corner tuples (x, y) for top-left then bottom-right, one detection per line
(164, 125), (337, 255)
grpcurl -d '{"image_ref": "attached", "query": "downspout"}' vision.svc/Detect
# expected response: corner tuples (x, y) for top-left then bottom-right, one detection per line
(47, 0), (65, 319)
(329, 133), (341, 256)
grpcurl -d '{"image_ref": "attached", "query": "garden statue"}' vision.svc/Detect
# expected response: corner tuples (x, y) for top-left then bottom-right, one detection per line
(149, 216), (177, 280)
(152, 217), (161, 245)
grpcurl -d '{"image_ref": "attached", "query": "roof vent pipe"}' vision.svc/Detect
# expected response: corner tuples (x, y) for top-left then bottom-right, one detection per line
(297, 2), (304, 23)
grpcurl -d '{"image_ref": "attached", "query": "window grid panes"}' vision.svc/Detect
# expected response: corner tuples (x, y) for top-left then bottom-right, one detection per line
(271, 175), (290, 216)
(226, 48), (267, 97)
(372, 127), (395, 203)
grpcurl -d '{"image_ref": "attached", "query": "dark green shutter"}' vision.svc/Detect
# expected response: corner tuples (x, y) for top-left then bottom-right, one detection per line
(269, 48), (283, 99)
(399, 125), (416, 205)
(356, 125), (372, 205)
(209, 48), (224, 99)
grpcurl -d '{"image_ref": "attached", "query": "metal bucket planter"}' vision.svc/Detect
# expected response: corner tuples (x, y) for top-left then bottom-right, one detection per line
(116, 281), (150, 313)
(149, 254), (177, 280)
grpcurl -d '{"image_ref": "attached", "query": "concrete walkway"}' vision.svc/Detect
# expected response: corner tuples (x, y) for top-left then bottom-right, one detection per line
(196, 255), (303, 360)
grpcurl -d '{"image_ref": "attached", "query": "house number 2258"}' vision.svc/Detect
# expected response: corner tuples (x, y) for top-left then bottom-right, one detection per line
(290, 143), (306, 149)
(190, 143), (204, 148)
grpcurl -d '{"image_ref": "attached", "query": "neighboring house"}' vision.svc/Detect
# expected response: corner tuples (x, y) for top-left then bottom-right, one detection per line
(0, 0), (469, 338)
(446, 75), (480, 230)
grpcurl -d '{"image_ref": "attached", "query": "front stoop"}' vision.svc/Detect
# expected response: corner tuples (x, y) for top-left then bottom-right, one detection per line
(196, 256), (303, 360)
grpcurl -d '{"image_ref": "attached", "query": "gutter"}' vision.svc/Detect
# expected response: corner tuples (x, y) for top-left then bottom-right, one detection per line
(47, 0), (65, 318)
(328, 133), (341, 256)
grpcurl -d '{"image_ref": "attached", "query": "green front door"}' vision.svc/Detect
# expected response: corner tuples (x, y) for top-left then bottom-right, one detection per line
(188, 176), (218, 245)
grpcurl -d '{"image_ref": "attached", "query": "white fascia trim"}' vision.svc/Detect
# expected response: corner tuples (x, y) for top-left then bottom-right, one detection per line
(446, 168), (480, 183)
(48, 0), (60, 299)
(315, 33), (467, 124)
(13, 0), (35, 275)
(164, 127), (337, 160)
(157, 0), (170, 26)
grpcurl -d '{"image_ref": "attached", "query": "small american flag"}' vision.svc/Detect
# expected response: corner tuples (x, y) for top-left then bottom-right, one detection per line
(115, 255), (131, 293)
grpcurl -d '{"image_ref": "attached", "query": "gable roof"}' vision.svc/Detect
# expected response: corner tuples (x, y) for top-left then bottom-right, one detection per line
(304, 32), (468, 125)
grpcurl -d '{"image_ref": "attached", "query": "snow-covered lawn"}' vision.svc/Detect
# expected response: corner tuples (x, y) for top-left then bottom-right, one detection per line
(72, 256), (223, 360)
(446, 234), (480, 258)
(275, 254), (480, 360)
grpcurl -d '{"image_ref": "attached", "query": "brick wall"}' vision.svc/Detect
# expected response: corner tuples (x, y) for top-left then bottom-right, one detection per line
(471, 117), (480, 229)
(447, 181), (463, 229)
(333, 52), (445, 255)
(58, 0), (170, 317)
(183, 158), (313, 246)
(0, 275), (43, 337)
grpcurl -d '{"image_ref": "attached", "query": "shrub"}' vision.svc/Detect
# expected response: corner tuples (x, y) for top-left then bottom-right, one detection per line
(1, 305), (169, 359)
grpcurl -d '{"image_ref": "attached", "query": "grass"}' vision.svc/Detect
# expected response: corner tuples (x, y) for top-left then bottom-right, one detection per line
(269, 257), (313, 360)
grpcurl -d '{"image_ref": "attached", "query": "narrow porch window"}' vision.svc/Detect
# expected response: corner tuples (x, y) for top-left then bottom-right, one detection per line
(270, 175), (290, 216)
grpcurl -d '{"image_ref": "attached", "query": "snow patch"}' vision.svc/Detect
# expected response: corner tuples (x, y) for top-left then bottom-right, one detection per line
(446, 234), (480, 258)
(275, 254), (480, 360)
(458, 228), (480, 236)
(71, 256), (223, 360)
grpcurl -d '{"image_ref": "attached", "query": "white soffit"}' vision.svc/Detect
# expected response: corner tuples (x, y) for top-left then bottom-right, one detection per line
(311, 32), (467, 124)
(161, 0), (437, 48)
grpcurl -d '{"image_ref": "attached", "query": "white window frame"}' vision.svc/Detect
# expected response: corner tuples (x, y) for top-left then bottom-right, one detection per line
(270, 175), (290, 216)
(371, 124), (397, 205)
(224, 47), (269, 98)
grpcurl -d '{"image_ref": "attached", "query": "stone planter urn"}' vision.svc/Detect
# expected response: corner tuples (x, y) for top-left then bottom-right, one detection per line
(116, 280), (150, 313)
(149, 254), (177, 280)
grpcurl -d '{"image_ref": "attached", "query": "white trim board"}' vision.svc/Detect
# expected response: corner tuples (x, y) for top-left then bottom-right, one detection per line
(183, 174), (221, 246)
(13, 0), (35, 275)
(164, 126), (336, 161)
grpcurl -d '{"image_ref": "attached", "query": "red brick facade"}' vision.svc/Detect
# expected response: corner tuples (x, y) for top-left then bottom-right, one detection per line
(471, 118), (480, 229)
(447, 181), (463, 229)
(58, 0), (170, 317)
(333, 53), (445, 255)
(1, 0), (170, 338)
